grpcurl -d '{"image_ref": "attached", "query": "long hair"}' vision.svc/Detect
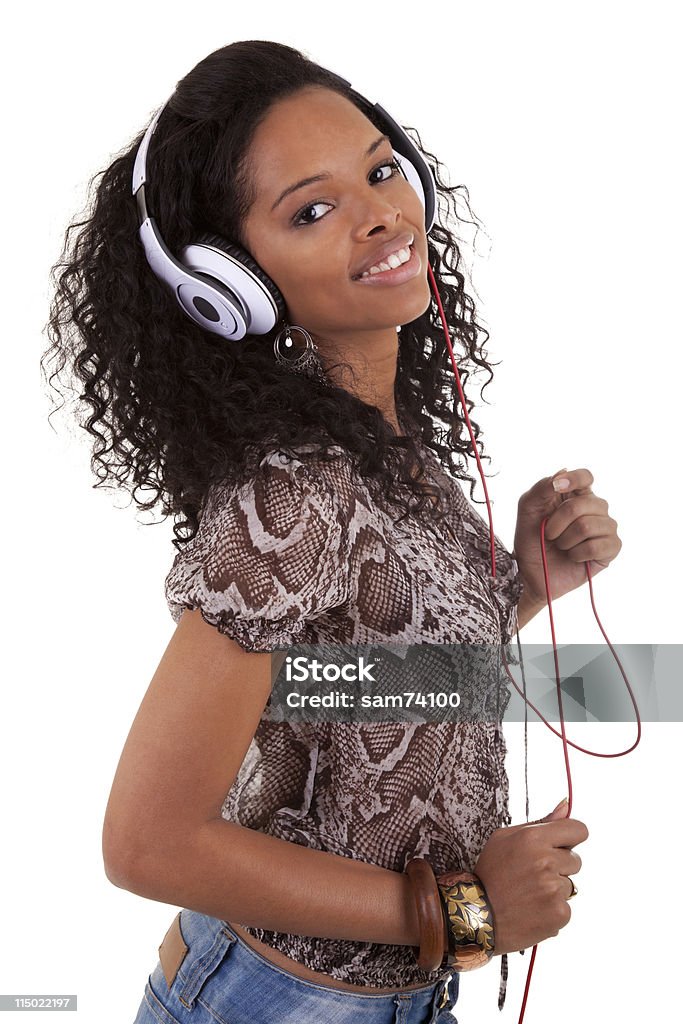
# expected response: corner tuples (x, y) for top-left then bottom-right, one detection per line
(42, 39), (500, 547)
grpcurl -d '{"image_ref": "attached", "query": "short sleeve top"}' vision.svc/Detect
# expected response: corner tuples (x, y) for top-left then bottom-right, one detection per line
(164, 440), (525, 988)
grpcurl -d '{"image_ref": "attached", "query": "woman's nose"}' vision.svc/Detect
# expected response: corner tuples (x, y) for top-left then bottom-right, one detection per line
(352, 199), (402, 239)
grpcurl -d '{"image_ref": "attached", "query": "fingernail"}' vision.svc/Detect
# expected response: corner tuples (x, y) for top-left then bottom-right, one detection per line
(553, 797), (569, 811)
(553, 477), (571, 492)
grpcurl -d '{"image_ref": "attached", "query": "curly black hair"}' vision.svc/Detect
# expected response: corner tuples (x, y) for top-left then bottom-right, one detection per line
(42, 40), (500, 549)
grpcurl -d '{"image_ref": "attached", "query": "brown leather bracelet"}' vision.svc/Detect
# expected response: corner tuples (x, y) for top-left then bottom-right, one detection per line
(404, 857), (448, 972)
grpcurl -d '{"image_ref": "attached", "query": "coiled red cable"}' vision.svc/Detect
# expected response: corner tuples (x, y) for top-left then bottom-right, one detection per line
(426, 260), (641, 1021)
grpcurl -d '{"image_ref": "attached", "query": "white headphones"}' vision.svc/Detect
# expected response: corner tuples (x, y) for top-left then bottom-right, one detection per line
(131, 67), (438, 341)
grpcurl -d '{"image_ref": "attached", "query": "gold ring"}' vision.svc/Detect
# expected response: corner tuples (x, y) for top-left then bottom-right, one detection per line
(567, 878), (578, 900)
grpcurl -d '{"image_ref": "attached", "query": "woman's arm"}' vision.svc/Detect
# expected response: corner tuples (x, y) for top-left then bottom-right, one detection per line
(107, 814), (422, 948)
(102, 608), (423, 950)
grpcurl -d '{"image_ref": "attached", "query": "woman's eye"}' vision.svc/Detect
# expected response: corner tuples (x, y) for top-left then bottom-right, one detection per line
(370, 159), (401, 184)
(293, 201), (334, 227)
(292, 159), (402, 227)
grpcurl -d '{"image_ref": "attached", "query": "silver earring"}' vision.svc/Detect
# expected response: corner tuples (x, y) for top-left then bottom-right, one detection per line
(273, 324), (329, 385)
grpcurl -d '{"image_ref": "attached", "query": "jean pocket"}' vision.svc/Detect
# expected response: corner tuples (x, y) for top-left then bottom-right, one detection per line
(137, 978), (184, 1024)
(174, 914), (238, 1011)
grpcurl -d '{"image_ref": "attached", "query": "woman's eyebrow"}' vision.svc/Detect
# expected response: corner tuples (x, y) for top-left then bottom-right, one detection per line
(270, 134), (392, 212)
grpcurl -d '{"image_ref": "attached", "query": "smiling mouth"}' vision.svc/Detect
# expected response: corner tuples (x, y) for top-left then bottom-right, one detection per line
(351, 244), (422, 286)
(352, 241), (414, 280)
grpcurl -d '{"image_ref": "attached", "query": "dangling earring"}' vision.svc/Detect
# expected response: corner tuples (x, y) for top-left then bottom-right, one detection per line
(273, 323), (329, 385)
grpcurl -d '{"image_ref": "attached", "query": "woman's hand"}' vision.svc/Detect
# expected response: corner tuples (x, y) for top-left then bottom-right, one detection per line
(513, 467), (622, 607)
(472, 800), (588, 956)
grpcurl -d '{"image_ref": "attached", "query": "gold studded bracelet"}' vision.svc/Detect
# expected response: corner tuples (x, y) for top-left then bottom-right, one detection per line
(435, 867), (497, 972)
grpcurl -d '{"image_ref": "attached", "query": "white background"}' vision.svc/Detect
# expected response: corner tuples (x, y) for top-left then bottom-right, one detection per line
(3, 0), (680, 1021)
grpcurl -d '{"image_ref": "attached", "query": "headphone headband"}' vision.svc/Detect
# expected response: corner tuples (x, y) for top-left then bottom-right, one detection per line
(132, 102), (166, 196)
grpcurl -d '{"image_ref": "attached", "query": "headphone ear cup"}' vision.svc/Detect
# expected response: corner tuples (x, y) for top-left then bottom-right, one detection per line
(138, 215), (252, 340)
(182, 231), (287, 333)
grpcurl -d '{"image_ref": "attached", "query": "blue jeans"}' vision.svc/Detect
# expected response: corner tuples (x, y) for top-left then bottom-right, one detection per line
(132, 909), (459, 1023)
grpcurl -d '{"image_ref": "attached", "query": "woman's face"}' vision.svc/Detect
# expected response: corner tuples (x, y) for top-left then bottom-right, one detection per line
(240, 86), (432, 353)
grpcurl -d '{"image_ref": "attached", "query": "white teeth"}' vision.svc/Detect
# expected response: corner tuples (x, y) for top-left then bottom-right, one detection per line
(360, 246), (412, 278)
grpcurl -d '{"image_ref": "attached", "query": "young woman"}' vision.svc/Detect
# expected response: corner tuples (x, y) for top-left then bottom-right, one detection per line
(44, 39), (611, 1024)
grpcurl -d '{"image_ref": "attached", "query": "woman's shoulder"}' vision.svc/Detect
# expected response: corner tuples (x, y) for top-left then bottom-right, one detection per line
(165, 443), (355, 652)
(205, 442), (360, 519)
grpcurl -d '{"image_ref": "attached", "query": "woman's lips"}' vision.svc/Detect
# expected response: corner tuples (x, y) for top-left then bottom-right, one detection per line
(352, 244), (422, 286)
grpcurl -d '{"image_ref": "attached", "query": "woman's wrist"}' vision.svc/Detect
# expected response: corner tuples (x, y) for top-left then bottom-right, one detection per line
(516, 587), (546, 630)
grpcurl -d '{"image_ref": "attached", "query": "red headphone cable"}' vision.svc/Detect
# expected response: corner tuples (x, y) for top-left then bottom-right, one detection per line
(425, 260), (641, 1021)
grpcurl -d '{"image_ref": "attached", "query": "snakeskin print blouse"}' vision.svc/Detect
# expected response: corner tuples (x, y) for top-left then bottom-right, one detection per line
(164, 437), (525, 989)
